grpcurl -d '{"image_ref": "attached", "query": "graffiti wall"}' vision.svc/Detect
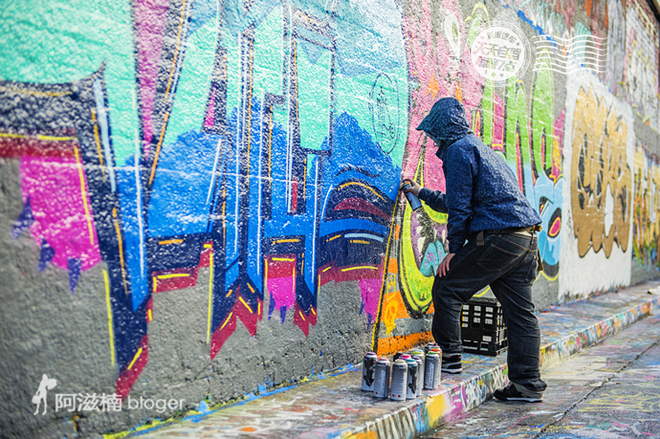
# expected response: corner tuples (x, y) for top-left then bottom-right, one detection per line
(633, 141), (660, 267)
(0, 0), (659, 436)
(559, 73), (635, 299)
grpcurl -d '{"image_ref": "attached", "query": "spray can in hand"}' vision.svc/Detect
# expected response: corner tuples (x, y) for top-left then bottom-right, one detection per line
(402, 183), (422, 211)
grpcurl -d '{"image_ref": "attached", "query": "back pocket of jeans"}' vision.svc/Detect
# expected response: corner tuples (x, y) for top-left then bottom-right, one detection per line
(523, 254), (539, 284)
(476, 243), (522, 272)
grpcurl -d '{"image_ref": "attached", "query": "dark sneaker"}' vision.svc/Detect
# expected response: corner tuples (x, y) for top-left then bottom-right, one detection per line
(493, 382), (543, 403)
(441, 353), (462, 374)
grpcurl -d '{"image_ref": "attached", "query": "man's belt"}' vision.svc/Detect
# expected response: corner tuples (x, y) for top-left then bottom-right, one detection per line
(494, 225), (542, 235)
(475, 224), (542, 246)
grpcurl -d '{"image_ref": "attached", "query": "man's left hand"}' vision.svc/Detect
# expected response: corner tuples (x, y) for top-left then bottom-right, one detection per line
(437, 253), (455, 277)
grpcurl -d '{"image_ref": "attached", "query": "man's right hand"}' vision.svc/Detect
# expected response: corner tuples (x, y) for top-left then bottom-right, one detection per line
(401, 178), (422, 196)
(437, 253), (455, 277)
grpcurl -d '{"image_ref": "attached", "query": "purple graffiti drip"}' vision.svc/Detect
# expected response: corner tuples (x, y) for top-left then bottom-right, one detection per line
(279, 306), (287, 324)
(68, 258), (81, 293)
(38, 239), (55, 272)
(134, 0), (170, 146)
(12, 196), (34, 240)
(359, 300), (365, 316)
(268, 293), (276, 320)
(358, 278), (382, 323)
(266, 276), (295, 317)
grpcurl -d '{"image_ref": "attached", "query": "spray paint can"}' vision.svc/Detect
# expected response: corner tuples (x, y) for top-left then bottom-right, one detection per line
(405, 359), (418, 399)
(410, 350), (425, 393)
(400, 354), (412, 361)
(433, 346), (442, 381)
(373, 357), (391, 399)
(412, 355), (424, 396)
(433, 347), (443, 385)
(411, 349), (425, 367)
(390, 359), (408, 401)
(402, 183), (422, 211)
(424, 352), (441, 390)
(429, 347), (442, 364)
(393, 352), (404, 362)
(361, 351), (378, 391)
(425, 343), (438, 355)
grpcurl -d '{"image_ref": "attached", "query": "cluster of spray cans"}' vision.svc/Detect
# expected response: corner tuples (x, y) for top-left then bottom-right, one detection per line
(361, 343), (443, 401)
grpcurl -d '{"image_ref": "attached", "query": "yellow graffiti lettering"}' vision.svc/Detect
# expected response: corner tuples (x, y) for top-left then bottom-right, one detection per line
(633, 145), (660, 266)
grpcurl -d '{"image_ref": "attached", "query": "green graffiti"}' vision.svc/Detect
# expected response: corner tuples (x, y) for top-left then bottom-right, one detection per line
(398, 157), (448, 316)
(481, 79), (497, 148)
(531, 53), (554, 177)
(0, 0), (139, 163)
(505, 79), (532, 183)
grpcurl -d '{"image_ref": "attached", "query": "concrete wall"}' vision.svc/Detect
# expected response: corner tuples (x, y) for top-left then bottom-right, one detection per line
(0, 0), (659, 436)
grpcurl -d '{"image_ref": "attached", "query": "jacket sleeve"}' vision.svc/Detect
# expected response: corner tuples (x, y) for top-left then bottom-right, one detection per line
(444, 142), (476, 253)
(418, 188), (447, 213)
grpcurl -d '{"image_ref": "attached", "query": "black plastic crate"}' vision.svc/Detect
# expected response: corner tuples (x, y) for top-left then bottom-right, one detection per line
(461, 298), (508, 356)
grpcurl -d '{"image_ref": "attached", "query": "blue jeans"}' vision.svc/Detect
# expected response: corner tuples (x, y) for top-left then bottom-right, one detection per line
(432, 230), (547, 392)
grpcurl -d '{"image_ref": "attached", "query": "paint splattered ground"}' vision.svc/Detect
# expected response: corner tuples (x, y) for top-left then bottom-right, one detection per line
(129, 282), (660, 439)
(423, 313), (660, 438)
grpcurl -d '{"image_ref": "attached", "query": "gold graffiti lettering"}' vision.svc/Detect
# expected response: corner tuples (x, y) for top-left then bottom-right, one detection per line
(571, 85), (631, 258)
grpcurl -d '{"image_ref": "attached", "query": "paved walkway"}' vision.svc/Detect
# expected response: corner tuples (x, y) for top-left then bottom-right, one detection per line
(126, 281), (660, 438)
(423, 313), (660, 438)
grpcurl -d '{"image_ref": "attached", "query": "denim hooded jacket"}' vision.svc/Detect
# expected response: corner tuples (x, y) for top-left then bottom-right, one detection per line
(416, 98), (541, 254)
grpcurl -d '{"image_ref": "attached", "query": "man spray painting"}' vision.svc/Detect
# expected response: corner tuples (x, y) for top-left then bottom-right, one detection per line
(402, 97), (547, 402)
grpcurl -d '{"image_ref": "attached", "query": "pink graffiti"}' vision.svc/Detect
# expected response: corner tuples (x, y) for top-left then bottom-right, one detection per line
(402, 0), (485, 187)
(20, 156), (101, 271)
(491, 92), (505, 152)
(204, 85), (217, 129)
(134, 0), (170, 146)
(319, 262), (384, 324)
(551, 109), (565, 181)
(265, 256), (296, 314)
(359, 278), (383, 323)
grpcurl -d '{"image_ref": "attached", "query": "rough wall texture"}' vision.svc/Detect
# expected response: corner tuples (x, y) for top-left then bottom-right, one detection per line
(0, 0), (659, 436)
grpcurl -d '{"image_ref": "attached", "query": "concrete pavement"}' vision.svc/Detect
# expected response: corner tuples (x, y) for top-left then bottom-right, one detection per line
(544, 330), (660, 439)
(423, 313), (660, 438)
(119, 281), (660, 439)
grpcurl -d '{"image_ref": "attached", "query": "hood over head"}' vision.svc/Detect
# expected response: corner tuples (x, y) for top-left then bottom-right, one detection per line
(416, 97), (472, 151)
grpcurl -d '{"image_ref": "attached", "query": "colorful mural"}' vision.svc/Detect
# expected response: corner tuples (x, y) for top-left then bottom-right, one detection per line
(605, 0), (660, 129)
(1, 0), (660, 435)
(373, 0), (566, 354)
(633, 142), (660, 267)
(622, 0), (660, 128)
(1, 0), (407, 398)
